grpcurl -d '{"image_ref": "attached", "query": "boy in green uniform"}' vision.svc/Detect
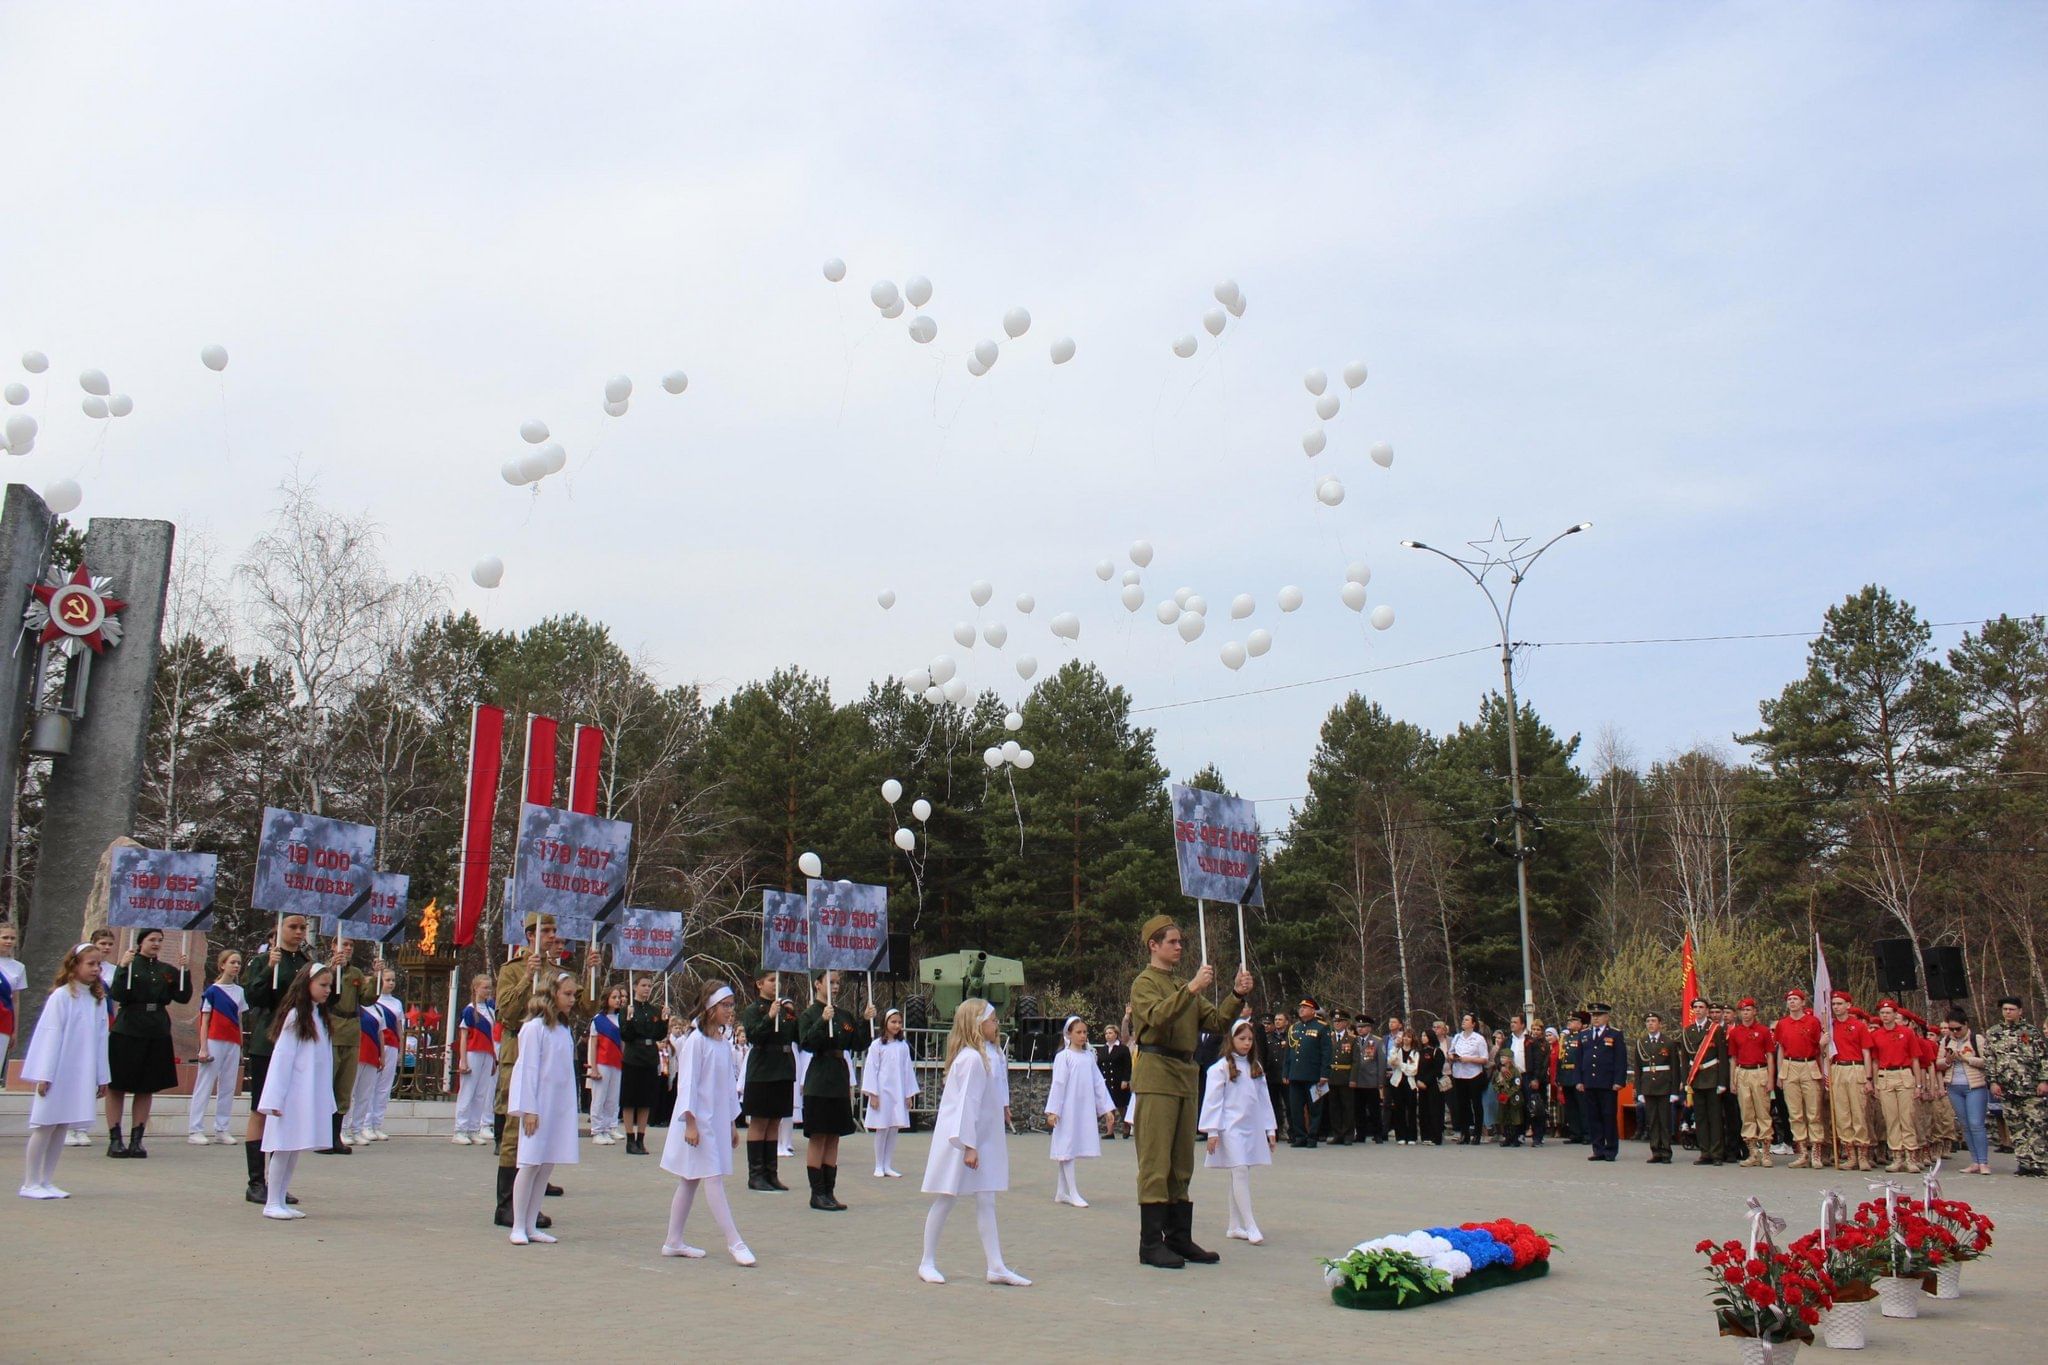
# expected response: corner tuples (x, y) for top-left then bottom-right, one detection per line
(1634, 1011), (1681, 1163)
(320, 936), (371, 1156)
(1128, 914), (1253, 1269)
(240, 914), (312, 1204)
(1681, 997), (1729, 1165)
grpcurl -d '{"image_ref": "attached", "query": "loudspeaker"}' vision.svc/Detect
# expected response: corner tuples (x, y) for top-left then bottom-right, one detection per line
(875, 932), (912, 982)
(1011, 1015), (1060, 1063)
(1872, 939), (1919, 994)
(1921, 945), (1969, 999)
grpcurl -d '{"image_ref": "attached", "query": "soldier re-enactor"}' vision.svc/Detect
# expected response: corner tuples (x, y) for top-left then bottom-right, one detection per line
(320, 936), (372, 1157)
(492, 913), (599, 1228)
(1283, 997), (1331, 1149)
(1681, 997), (1729, 1165)
(1127, 914), (1253, 1269)
(240, 914), (313, 1206)
(1985, 995), (2048, 1178)
(1634, 1012), (1680, 1163)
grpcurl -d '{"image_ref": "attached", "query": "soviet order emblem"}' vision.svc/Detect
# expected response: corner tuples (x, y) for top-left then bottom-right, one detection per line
(26, 564), (127, 655)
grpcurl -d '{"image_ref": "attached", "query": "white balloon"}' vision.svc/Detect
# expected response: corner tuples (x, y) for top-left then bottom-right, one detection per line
(1002, 307), (1031, 339)
(1317, 477), (1346, 507)
(1304, 368), (1327, 396)
(1186, 594), (1208, 617)
(603, 398), (629, 417)
(21, 351), (49, 374)
(1315, 392), (1340, 421)
(5, 435), (29, 456)
(973, 339), (999, 368)
(822, 257), (847, 282)
(1049, 336), (1076, 365)
(1173, 587), (1193, 608)
(1303, 429), (1326, 457)
(43, 478), (82, 515)
(1120, 584), (1145, 612)
(1015, 654), (1038, 680)
(79, 369), (110, 397)
(943, 677), (968, 703)
(1155, 600), (1181, 625)
(1202, 308), (1226, 336)
(1014, 593), (1035, 614)
(1221, 641), (1246, 671)
(983, 746), (1005, 770)
(1278, 586), (1304, 613)
(1213, 279), (1241, 308)
(500, 457), (527, 486)
(1230, 593), (1254, 619)
(516, 450), (549, 483)
(893, 827), (916, 852)
(3, 383), (26, 405)
(5, 414), (38, 448)
(983, 623), (1008, 648)
(82, 396), (108, 419)
(952, 622), (977, 648)
(1013, 748), (1035, 770)
(1001, 740), (1021, 762)
(1003, 710), (1023, 733)
(471, 556), (505, 589)
(798, 851), (823, 878)
(970, 579), (993, 607)
(882, 778), (903, 804)
(908, 315), (937, 344)
(1094, 559), (1115, 581)
(879, 297), (904, 319)
(1130, 540), (1154, 568)
(930, 656), (957, 684)
(1341, 582), (1368, 612)
(877, 589), (897, 610)
(1371, 604), (1396, 631)
(604, 374), (633, 403)
(519, 418), (549, 444)
(1176, 612), (1205, 642)
(537, 442), (567, 475)
(905, 275), (932, 307)
(1120, 569), (1142, 587)
(869, 280), (900, 310)
(1347, 561), (1372, 586)
(1370, 441), (1394, 469)
(1049, 612), (1080, 641)
(200, 344), (229, 372)
(661, 370), (689, 394)
(911, 798), (932, 822)
(1343, 361), (1368, 389)
(108, 393), (133, 417)
(966, 354), (988, 377)
(924, 686), (943, 704)
(1247, 628), (1272, 657)
(905, 668), (930, 692)
(1225, 291), (1246, 318)
(1172, 333), (1198, 358)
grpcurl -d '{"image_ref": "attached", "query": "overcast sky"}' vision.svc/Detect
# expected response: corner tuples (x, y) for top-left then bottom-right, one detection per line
(4, 2), (2043, 817)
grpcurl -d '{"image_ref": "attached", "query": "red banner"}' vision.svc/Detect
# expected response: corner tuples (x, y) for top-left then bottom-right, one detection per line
(570, 724), (605, 815)
(1681, 933), (1699, 1027)
(524, 714), (559, 807)
(454, 704), (506, 948)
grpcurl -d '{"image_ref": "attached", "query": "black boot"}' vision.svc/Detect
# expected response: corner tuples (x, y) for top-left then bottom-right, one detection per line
(747, 1140), (773, 1192)
(765, 1145), (789, 1190)
(1139, 1204), (1185, 1269)
(1163, 1201), (1219, 1263)
(807, 1166), (835, 1211)
(107, 1125), (128, 1159)
(318, 1113), (352, 1155)
(494, 1166), (516, 1227)
(491, 1113), (506, 1155)
(245, 1139), (267, 1204)
(823, 1164), (846, 1210)
(127, 1124), (148, 1159)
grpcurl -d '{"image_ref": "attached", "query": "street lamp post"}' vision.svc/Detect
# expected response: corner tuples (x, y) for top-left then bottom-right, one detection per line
(1400, 520), (1591, 1025)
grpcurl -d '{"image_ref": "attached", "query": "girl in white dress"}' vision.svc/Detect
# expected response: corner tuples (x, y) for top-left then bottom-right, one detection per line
(918, 999), (1029, 1287)
(187, 950), (245, 1145)
(1043, 1016), (1117, 1207)
(863, 1008), (917, 1178)
(18, 943), (111, 1199)
(658, 982), (755, 1265)
(452, 973), (496, 1144)
(1199, 1018), (1280, 1245)
(506, 970), (581, 1246)
(256, 963), (337, 1220)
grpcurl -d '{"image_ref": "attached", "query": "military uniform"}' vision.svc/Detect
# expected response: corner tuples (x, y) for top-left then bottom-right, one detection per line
(1985, 1010), (2047, 1176)
(1634, 1024), (1681, 1161)
(1578, 1010), (1626, 1160)
(494, 951), (543, 1169)
(1284, 1011), (1332, 1148)
(1326, 1024), (1357, 1144)
(739, 993), (799, 1189)
(325, 964), (373, 1153)
(1681, 1014), (1730, 1164)
(1557, 1025), (1586, 1142)
(106, 954), (193, 1154)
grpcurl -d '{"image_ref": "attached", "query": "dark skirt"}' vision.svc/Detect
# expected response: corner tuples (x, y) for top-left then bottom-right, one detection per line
(109, 1033), (178, 1094)
(802, 1094), (856, 1138)
(744, 1079), (794, 1120)
(620, 1062), (662, 1111)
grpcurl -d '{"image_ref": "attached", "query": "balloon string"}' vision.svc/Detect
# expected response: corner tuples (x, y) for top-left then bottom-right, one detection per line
(1004, 766), (1023, 853)
(216, 376), (234, 472)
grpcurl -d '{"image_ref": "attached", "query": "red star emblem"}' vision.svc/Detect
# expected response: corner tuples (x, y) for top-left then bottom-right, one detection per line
(29, 564), (127, 654)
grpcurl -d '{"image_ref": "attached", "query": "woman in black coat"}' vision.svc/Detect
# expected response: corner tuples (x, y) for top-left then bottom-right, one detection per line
(617, 977), (667, 1154)
(1522, 1022), (1553, 1148)
(1099, 1025), (1133, 1138)
(1416, 1029), (1447, 1146)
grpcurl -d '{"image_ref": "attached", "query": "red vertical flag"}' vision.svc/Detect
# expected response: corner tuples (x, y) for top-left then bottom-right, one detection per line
(454, 703), (506, 948)
(569, 724), (605, 815)
(1680, 933), (1699, 1027)
(524, 714), (560, 807)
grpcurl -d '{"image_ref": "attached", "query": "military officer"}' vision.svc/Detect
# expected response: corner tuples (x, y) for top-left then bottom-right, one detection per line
(320, 936), (373, 1157)
(1681, 997), (1729, 1165)
(1557, 1011), (1587, 1143)
(1577, 1003), (1626, 1161)
(1284, 997), (1332, 1149)
(1634, 1011), (1681, 1162)
(239, 914), (313, 1205)
(1985, 995), (2047, 1177)
(1326, 1010), (1357, 1144)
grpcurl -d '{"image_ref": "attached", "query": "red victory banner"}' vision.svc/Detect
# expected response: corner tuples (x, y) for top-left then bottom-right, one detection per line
(454, 703), (506, 948)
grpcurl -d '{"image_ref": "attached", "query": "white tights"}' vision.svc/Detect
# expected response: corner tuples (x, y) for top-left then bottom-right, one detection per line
(1227, 1166), (1262, 1241)
(1054, 1159), (1086, 1204)
(873, 1128), (900, 1174)
(922, 1191), (1007, 1275)
(265, 1151), (300, 1215)
(512, 1162), (556, 1240)
(666, 1176), (745, 1251)
(22, 1124), (64, 1190)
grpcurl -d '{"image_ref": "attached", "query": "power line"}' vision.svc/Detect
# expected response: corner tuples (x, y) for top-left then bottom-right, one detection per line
(1130, 645), (1495, 714)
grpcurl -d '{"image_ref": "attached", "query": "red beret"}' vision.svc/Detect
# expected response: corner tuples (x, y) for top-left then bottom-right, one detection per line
(1738, 997), (1757, 1009)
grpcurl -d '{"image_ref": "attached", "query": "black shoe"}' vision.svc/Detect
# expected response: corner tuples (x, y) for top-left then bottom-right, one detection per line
(127, 1125), (149, 1158)
(1693, 1156), (1718, 1166)
(1588, 1153), (1602, 1161)
(2015, 1167), (2044, 1178)
(318, 1114), (352, 1155)
(546, 1183), (563, 1196)
(1139, 1204), (1185, 1269)
(746, 1140), (773, 1191)
(246, 1181), (269, 1204)
(1163, 1201), (1219, 1263)
(107, 1128), (128, 1159)
(807, 1166), (835, 1211)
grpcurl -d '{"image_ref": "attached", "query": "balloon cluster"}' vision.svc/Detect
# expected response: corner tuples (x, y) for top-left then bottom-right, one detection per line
(825, 258), (1074, 368)
(1301, 359), (1395, 509)
(1096, 538), (1298, 672)
(1338, 560), (1395, 631)
(1171, 279), (1247, 359)
(880, 779), (939, 852)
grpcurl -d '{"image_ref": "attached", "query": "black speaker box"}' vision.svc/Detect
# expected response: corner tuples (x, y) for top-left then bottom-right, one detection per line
(1872, 939), (1919, 993)
(1920, 945), (1968, 999)
(875, 931), (912, 982)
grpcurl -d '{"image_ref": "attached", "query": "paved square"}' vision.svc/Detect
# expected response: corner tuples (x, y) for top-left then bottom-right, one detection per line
(2, 1132), (2043, 1362)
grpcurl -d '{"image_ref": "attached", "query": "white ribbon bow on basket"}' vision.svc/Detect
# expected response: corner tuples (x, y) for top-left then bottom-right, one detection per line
(1744, 1195), (1786, 1259)
(1818, 1188), (1847, 1253)
(1922, 1155), (1942, 1205)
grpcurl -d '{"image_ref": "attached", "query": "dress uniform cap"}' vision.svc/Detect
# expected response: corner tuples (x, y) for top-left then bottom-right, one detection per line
(1588, 1002), (1612, 1015)
(524, 911), (557, 932)
(1572, 1010), (1592, 1024)
(1298, 996), (1318, 1010)
(1140, 914), (1177, 945)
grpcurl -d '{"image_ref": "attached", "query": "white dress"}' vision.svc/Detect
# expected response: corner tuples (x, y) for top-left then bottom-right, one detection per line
(1045, 1046), (1117, 1161)
(922, 1046), (1009, 1196)
(507, 1017), (580, 1167)
(1198, 1055), (1279, 1169)
(22, 982), (110, 1127)
(258, 1011), (337, 1153)
(862, 1037), (917, 1129)
(660, 1027), (740, 1180)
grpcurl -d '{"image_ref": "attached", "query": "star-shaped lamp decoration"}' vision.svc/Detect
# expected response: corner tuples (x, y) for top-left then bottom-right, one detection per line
(1464, 519), (1531, 574)
(25, 564), (127, 657)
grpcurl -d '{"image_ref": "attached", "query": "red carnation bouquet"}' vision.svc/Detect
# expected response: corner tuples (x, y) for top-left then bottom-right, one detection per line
(1852, 1197), (1959, 1277)
(1918, 1196), (1994, 1262)
(1787, 1223), (1883, 1303)
(1698, 1238), (1836, 1345)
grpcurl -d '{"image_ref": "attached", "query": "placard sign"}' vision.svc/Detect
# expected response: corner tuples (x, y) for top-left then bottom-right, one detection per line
(107, 848), (219, 931)
(760, 889), (810, 972)
(253, 807), (379, 922)
(336, 871), (410, 945)
(512, 802), (631, 943)
(806, 878), (888, 971)
(1170, 783), (1264, 905)
(608, 907), (686, 973)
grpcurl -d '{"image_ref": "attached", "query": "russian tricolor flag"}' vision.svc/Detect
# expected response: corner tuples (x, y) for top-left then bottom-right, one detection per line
(357, 1006), (385, 1067)
(463, 1003), (497, 1055)
(203, 984), (243, 1043)
(593, 1011), (624, 1069)
(0, 973), (15, 1037)
(380, 1002), (401, 1050)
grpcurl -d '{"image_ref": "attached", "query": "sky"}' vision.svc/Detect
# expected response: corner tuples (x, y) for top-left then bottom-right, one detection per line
(3, 2), (2044, 820)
